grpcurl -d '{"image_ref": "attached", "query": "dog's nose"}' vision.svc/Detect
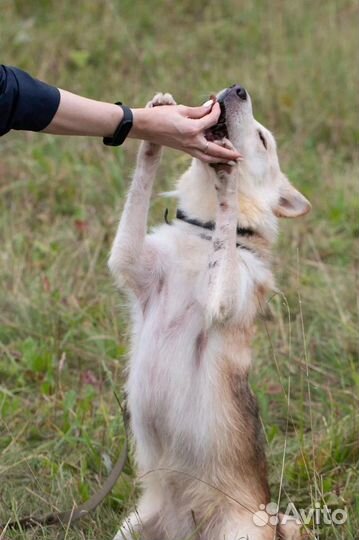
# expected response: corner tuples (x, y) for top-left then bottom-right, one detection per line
(235, 85), (247, 100)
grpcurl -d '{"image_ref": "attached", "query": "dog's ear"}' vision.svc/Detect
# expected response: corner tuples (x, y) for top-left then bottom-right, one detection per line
(275, 176), (311, 218)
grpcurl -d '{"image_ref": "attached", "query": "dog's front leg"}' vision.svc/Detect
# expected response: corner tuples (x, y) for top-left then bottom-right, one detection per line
(108, 93), (176, 295)
(206, 154), (239, 324)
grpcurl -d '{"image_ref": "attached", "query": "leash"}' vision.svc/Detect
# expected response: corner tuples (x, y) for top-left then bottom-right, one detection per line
(1, 398), (129, 532)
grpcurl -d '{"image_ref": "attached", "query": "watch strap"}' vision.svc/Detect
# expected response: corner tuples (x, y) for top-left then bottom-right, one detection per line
(103, 102), (133, 146)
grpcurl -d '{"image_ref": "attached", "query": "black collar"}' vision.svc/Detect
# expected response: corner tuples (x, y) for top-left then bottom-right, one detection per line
(172, 209), (256, 252)
(175, 209), (255, 237)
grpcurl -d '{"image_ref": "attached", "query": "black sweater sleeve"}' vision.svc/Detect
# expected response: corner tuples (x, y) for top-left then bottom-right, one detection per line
(0, 65), (60, 136)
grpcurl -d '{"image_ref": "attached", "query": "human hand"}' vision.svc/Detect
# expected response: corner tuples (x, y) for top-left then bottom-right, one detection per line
(130, 100), (242, 163)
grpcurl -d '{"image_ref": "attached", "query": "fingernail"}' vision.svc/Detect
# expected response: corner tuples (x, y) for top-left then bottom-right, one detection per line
(228, 160), (236, 166)
(202, 99), (214, 108)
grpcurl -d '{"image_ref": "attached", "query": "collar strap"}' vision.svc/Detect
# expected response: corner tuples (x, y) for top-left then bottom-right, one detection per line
(176, 209), (255, 237)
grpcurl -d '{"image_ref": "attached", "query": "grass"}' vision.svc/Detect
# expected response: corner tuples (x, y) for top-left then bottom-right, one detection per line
(0, 0), (358, 538)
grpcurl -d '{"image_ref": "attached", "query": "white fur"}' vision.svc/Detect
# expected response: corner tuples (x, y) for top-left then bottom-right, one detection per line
(109, 90), (308, 539)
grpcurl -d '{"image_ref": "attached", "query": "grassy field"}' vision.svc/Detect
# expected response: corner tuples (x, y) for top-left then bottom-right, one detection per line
(0, 1), (358, 539)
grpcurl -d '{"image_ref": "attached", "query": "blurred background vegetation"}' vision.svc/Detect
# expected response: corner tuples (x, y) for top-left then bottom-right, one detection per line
(0, 1), (358, 539)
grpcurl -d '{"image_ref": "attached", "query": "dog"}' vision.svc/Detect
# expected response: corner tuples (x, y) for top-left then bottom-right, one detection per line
(109, 85), (310, 540)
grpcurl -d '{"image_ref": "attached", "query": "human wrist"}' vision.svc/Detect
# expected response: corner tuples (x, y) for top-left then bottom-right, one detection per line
(103, 102), (124, 137)
(103, 103), (133, 146)
(128, 107), (152, 140)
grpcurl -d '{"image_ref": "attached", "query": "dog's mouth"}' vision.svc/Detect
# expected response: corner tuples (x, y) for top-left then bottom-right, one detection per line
(205, 98), (228, 142)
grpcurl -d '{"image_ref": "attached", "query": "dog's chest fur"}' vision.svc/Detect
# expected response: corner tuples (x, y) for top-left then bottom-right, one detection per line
(126, 223), (273, 470)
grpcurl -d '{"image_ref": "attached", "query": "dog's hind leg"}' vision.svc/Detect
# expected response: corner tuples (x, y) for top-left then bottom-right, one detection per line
(113, 477), (166, 540)
(277, 514), (302, 539)
(210, 511), (302, 540)
(215, 513), (276, 540)
(114, 512), (161, 540)
(108, 93), (176, 296)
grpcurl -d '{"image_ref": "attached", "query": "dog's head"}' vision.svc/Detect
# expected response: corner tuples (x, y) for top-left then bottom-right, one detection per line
(176, 85), (310, 243)
(207, 84), (311, 219)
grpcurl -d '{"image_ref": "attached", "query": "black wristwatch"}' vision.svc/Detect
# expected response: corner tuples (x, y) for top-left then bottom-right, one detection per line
(103, 102), (133, 146)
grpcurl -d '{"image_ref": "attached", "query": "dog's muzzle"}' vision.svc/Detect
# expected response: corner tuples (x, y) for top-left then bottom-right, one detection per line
(205, 84), (247, 142)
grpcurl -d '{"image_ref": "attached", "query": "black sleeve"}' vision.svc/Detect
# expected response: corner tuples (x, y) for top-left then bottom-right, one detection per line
(0, 65), (61, 136)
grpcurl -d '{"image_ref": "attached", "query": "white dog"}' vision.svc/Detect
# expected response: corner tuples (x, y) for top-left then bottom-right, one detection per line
(109, 86), (310, 540)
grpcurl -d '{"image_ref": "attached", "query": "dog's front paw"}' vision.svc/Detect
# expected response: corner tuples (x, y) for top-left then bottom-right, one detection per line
(211, 139), (239, 197)
(146, 92), (177, 108)
(211, 138), (240, 180)
(139, 93), (177, 158)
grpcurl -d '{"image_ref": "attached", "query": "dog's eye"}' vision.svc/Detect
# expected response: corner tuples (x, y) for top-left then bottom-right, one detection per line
(258, 131), (267, 150)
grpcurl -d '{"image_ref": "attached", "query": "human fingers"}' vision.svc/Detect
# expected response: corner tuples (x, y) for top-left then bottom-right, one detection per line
(194, 102), (224, 129)
(190, 148), (232, 164)
(201, 139), (243, 161)
(182, 98), (216, 120)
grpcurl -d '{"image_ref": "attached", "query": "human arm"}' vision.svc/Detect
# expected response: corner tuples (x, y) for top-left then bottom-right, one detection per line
(45, 90), (240, 163)
(0, 65), (240, 162)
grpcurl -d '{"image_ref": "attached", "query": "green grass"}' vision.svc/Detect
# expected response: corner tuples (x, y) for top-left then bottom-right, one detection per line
(0, 1), (358, 539)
